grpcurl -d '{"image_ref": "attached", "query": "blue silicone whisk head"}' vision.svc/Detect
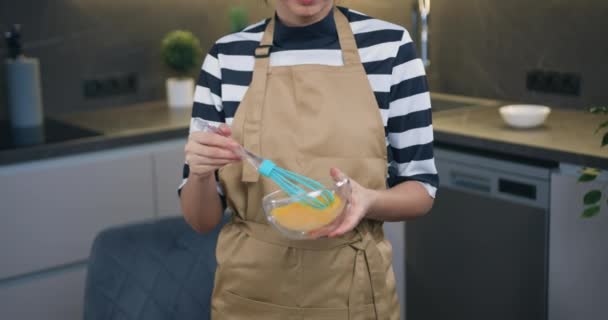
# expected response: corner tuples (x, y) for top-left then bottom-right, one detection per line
(259, 160), (334, 209)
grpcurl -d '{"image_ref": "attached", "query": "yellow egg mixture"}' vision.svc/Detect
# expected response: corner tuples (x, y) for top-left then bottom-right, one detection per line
(270, 196), (343, 232)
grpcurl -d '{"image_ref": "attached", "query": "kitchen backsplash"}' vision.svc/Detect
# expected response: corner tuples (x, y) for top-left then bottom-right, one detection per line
(431, 0), (608, 109)
(0, 0), (606, 119)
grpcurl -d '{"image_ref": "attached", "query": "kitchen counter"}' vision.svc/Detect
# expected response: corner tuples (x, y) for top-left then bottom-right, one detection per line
(1, 94), (607, 169)
(55, 101), (191, 137)
(433, 104), (608, 169)
(0, 101), (191, 166)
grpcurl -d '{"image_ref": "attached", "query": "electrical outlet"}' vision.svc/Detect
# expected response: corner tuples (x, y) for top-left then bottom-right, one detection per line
(526, 69), (581, 96)
(83, 72), (138, 99)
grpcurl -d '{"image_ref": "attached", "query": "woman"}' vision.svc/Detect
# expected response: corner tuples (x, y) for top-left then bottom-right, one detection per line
(179, 0), (438, 318)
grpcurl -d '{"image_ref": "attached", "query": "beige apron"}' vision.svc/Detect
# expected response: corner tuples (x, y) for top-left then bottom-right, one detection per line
(213, 8), (400, 320)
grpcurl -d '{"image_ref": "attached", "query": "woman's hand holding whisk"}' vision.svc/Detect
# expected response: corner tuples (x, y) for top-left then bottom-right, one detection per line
(184, 124), (242, 180)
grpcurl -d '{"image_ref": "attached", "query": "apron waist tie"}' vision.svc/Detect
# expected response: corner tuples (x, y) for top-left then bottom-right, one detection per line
(349, 230), (390, 319)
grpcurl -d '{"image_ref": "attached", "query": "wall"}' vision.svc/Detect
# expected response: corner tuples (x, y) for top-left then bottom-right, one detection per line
(1, 0), (606, 119)
(0, 0), (410, 119)
(0, 0), (266, 118)
(431, 0), (608, 108)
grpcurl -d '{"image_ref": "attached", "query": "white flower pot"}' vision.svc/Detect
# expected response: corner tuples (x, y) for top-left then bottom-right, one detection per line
(166, 77), (194, 109)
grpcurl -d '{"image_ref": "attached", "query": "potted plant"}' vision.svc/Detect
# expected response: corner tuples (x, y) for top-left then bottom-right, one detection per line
(229, 6), (249, 33)
(161, 30), (202, 108)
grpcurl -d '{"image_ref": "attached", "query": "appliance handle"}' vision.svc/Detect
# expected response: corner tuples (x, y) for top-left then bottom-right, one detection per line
(497, 178), (538, 201)
(450, 171), (492, 193)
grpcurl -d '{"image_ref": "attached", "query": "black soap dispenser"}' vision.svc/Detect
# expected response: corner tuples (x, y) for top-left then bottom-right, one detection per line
(6, 24), (23, 59)
(4, 24), (44, 130)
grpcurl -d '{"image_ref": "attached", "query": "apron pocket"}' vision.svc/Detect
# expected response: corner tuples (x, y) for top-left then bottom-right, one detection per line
(216, 290), (350, 320)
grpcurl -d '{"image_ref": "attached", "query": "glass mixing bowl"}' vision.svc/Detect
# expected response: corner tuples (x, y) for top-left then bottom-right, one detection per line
(262, 178), (352, 240)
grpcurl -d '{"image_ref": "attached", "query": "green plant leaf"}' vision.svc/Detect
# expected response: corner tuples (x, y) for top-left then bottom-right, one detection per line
(579, 174), (600, 183)
(579, 174), (598, 182)
(583, 190), (602, 205)
(595, 120), (608, 134)
(582, 205), (601, 218)
(229, 7), (249, 33)
(161, 30), (202, 76)
(579, 168), (601, 182)
(589, 106), (608, 114)
(603, 132), (608, 147)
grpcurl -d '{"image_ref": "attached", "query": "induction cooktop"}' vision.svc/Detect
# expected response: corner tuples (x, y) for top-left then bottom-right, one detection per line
(0, 118), (101, 151)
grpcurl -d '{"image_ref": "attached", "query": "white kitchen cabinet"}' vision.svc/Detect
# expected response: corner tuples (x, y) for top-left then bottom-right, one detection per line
(384, 221), (405, 320)
(549, 164), (608, 320)
(0, 139), (193, 320)
(0, 145), (157, 280)
(0, 264), (86, 320)
(151, 138), (187, 217)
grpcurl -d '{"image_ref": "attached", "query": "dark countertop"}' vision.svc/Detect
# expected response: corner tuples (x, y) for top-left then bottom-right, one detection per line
(1, 94), (606, 169)
(0, 101), (190, 166)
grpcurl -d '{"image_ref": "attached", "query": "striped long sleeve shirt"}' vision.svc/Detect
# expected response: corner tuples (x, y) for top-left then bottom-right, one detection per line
(179, 7), (438, 199)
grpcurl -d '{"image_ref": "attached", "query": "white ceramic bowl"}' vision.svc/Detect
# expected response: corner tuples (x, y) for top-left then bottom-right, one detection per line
(499, 104), (551, 129)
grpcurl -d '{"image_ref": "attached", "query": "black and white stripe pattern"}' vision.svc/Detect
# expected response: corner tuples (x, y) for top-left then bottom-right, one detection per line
(181, 7), (438, 198)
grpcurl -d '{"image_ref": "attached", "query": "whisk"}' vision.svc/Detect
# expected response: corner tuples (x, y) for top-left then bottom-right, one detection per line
(193, 119), (334, 209)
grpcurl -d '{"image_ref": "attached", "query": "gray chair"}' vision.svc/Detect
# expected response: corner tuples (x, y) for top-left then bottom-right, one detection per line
(83, 216), (226, 320)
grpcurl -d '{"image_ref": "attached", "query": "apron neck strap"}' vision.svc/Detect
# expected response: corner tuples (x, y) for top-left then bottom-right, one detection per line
(333, 7), (361, 66)
(256, 7), (361, 66)
(256, 18), (274, 57)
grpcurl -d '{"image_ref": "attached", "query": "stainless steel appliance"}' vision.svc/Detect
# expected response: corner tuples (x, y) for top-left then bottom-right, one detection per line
(406, 146), (553, 320)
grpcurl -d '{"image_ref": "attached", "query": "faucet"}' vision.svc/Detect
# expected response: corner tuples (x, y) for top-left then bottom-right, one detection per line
(412, 0), (431, 68)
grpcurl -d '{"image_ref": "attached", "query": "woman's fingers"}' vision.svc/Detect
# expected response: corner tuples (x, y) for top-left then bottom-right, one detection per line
(184, 127), (241, 178)
(330, 167), (348, 182)
(320, 167), (369, 238)
(187, 142), (240, 160)
(328, 207), (363, 238)
(190, 131), (239, 150)
(186, 154), (235, 167)
(308, 208), (347, 239)
(217, 124), (233, 137)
